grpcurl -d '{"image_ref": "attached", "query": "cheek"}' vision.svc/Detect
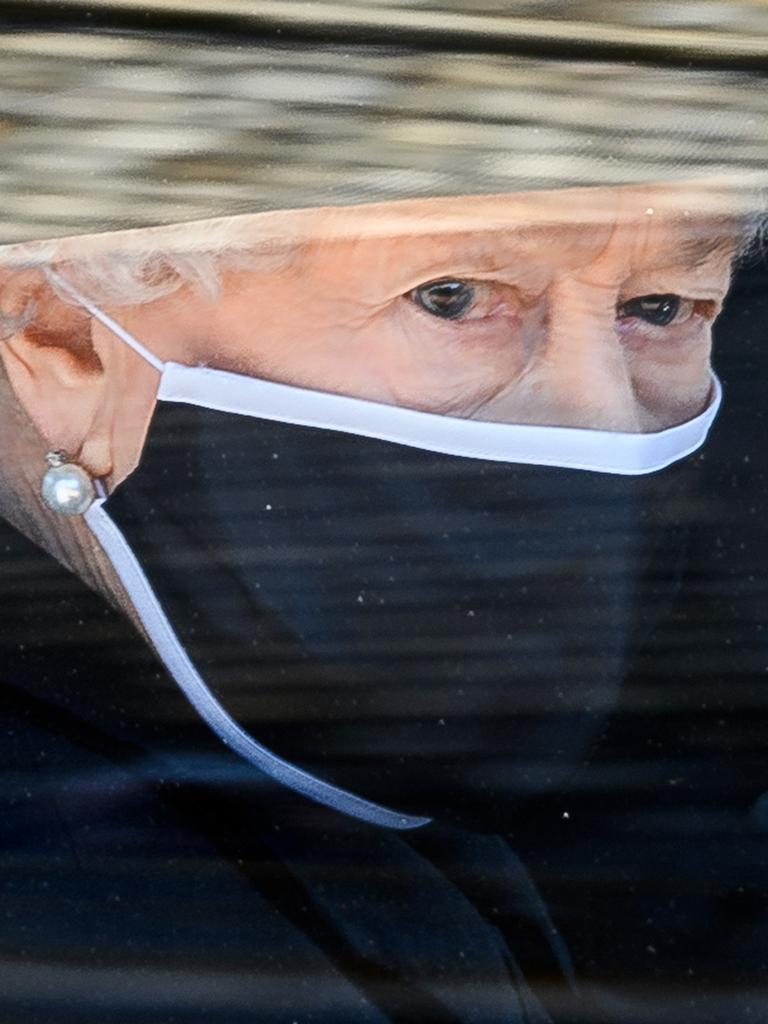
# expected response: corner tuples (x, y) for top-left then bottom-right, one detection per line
(200, 276), (384, 391)
(375, 301), (529, 415)
(624, 322), (714, 428)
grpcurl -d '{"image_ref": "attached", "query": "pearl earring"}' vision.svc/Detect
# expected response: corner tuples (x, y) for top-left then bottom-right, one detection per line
(41, 450), (96, 517)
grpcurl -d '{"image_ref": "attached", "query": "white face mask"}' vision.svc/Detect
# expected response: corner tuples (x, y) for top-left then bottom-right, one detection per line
(48, 271), (722, 831)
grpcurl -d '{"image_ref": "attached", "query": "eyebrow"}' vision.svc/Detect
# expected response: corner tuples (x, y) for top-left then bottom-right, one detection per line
(674, 225), (742, 270)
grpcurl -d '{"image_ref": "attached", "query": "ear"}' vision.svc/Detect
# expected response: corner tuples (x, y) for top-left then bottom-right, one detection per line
(0, 268), (114, 477)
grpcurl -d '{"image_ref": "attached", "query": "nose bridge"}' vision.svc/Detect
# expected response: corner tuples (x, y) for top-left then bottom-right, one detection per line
(534, 272), (640, 432)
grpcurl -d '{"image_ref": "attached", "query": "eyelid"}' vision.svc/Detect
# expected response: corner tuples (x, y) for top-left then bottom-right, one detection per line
(618, 276), (727, 304)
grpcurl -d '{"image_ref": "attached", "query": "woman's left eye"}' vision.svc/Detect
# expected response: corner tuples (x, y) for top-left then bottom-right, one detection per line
(617, 294), (694, 327)
(411, 279), (476, 320)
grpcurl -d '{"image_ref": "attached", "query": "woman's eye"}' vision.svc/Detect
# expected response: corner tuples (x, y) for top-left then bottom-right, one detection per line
(617, 294), (694, 327)
(411, 279), (476, 320)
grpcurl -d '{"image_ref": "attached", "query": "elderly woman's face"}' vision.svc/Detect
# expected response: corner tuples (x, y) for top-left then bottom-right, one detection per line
(158, 187), (740, 434)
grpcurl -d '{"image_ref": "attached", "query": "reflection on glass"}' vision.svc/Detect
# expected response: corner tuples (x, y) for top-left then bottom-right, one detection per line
(0, 177), (767, 1023)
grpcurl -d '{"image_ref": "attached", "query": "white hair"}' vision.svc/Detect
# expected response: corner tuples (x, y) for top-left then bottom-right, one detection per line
(1, 249), (231, 338)
(0, 214), (302, 337)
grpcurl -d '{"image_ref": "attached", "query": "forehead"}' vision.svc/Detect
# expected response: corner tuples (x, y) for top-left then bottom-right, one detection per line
(0, 182), (747, 282)
(307, 183), (745, 238)
(288, 185), (745, 295)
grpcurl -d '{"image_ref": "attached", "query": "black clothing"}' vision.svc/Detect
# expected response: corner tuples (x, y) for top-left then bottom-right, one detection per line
(0, 517), (575, 1024)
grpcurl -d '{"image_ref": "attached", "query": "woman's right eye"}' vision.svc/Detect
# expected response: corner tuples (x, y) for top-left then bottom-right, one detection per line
(411, 279), (476, 320)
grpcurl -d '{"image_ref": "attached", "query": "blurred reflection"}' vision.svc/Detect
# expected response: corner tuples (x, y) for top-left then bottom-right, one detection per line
(0, 32), (766, 241)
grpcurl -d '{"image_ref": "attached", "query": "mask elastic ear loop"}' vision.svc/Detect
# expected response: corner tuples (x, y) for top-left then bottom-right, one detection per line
(45, 269), (165, 373)
(46, 270), (430, 831)
(85, 490), (430, 831)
